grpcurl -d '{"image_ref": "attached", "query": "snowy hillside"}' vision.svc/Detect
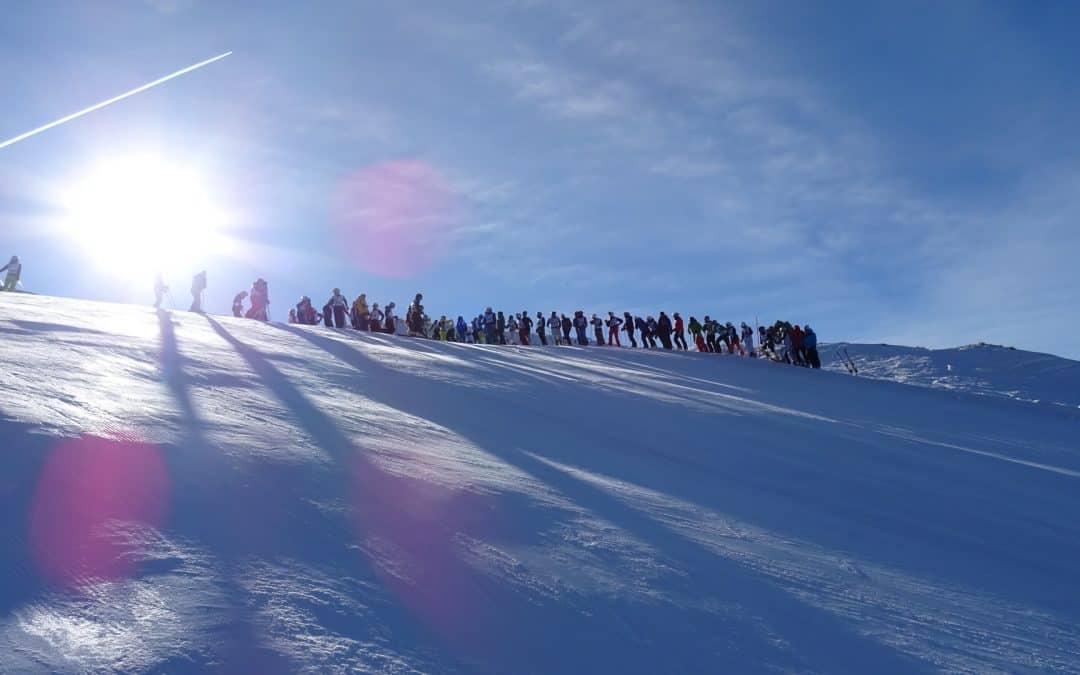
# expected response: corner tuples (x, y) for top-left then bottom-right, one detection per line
(1, 293), (1079, 674)
(825, 342), (1080, 409)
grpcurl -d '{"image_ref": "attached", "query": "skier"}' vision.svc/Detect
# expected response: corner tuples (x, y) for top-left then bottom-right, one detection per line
(791, 324), (806, 365)
(384, 302), (396, 333)
(623, 312), (637, 348)
(561, 314), (572, 346)
(727, 322), (745, 355)
(689, 317), (707, 352)
(457, 316), (469, 343)
(325, 288), (348, 328)
(536, 312), (548, 346)
(484, 307), (497, 344)
(246, 279), (270, 321)
(507, 313), (519, 345)
(672, 312), (687, 350)
(590, 313), (605, 346)
(189, 271), (207, 313)
(703, 316), (717, 353)
(496, 311), (507, 345)
(231, 291), (248, 317)
(153, 274), (169, 309)
(803, 324), (821, 368)
(549, 312), (562, 346)
(741, 322), (756, 357)
(370, 303), (385, 332)
(295, 296), (319, 325)
(288, 308), (297, 323)
(606, 312), (622, 347)
(0, 255), (22, 291)
(717, 321), (731, 354)
(322, 302), (333, 327)
(406, 293), (424, 336)
(645, 317), (659, 348)
(519, 312), (532, 346)
(573, 311), (589, 346)
(351, 294), (369, 330)
(656, 312), (674, 349)
(634, 316), (649, 348)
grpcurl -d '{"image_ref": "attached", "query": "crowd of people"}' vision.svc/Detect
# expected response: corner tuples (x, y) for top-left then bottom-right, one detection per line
(258, 281), (822, 368)
(2, 257), (821, 369)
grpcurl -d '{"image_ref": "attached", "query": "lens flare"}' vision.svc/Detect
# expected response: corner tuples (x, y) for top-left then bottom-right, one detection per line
(335, 161), (460, 278)
(29, 435), (169, 588)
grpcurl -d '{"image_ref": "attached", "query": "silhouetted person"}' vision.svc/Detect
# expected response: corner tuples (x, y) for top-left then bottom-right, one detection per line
(153, 274), (169, 309)
(190, 271), (207, 313)
(231, 291), (247, 317)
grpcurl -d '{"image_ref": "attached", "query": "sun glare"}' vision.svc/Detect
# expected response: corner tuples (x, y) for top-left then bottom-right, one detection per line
(62, 155), (230, 283)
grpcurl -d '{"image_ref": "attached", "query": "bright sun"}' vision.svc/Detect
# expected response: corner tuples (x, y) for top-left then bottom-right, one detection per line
(62, 155), (231, 283)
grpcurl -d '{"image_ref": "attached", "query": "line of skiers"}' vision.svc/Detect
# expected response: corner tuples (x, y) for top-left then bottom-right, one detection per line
(152, 270), (822, 370)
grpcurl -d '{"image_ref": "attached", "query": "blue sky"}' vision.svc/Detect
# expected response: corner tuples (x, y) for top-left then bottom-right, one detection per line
(2, 1), (1079, 357)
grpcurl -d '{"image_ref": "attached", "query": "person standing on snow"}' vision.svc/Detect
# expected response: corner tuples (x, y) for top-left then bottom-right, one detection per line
(295, 296), (318, 324)
(189, 271), (207, 313)
(672, 313), (687, 350)
(741, 322), (756, 357)
(326, 289), (348, 328)
(646, 317), (660, 348)
(153, 274), (169, 309)
(634, 316), (649, 348)
(495, 311), (507, 344)
(703, 317), (717, 353)
(406, 293), (424, 336)
(535, 312), (548, 346)
(370, 303), (385, 332)
(383, 302), (396, 333)
(656, 312), (674, 349)
(352, 293), (369, 330)
(507, 313), (520, 344)
(803, 324), (821, 368)
(520, 312), (532, 345)
(560, 314), (572, 345)
(689, 317), (707, 351)
(549, 312), (562, 346)
(572, 311), (588, 345)
(231, 291), (248, 317)
(457, 316), (468, 343)
(482, 307), (496, 344)
(0, 255), (22, 291)
(606, 312), (623, 347)
(246, 279), (270, 321)
(623, 312), (637, 348)
(791, 325), (806, 365)
(590, 313), (605, 345)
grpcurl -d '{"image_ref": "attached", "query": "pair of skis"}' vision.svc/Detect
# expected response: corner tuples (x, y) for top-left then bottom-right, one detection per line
(836, 347), (858, 375)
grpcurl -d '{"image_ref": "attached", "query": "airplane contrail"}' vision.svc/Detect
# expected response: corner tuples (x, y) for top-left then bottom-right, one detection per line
(0, 51), (232, 151)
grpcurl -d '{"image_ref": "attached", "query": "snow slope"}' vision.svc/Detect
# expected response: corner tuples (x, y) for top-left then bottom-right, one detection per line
(1, 293), (1078, 674)
(825, 342), (1080, 409)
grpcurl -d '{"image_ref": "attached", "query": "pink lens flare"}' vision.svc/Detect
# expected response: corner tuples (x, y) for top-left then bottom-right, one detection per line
(335, 161), (461, 278)
(29, 435), (169, 588)
(349, 454), (500, 649)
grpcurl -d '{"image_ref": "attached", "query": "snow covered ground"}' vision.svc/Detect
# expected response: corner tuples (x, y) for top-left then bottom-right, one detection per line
(1, 293), (1078, 673)
(825, 342), (1080, 409)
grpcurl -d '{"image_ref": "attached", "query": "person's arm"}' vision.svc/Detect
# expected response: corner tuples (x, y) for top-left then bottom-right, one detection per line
(0, 263), (8, 273)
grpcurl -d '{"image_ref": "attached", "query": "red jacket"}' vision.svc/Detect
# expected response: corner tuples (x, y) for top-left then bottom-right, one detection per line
(791, 325), (804, 347)
(674, 316), (684, 332)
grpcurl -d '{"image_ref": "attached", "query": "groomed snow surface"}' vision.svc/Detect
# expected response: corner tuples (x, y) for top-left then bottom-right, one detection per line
(1, 293), (1078, 674)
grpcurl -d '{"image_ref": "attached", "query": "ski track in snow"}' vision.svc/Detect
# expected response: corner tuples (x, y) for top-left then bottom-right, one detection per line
(1, 293), (1079, 674)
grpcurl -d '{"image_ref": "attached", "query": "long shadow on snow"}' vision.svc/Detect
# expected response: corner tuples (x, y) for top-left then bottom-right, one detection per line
(273, 323), (931, 674)
(429, 335), (1080, 616)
